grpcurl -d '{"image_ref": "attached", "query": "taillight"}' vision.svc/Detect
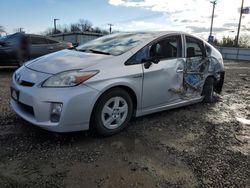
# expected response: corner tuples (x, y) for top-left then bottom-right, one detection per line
(67, 42), (73, 48)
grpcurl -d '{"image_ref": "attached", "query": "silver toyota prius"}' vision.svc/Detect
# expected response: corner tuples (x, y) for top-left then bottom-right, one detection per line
(10, 31), (225, 135)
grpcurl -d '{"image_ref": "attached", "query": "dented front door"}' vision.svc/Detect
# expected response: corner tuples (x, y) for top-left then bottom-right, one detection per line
(142, 35), (184, 109)
(142, 58), (185, 108)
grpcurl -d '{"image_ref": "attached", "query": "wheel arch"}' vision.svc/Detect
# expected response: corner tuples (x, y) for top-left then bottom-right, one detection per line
(90, 85), (138, 125)
(203, 72), (224, 94)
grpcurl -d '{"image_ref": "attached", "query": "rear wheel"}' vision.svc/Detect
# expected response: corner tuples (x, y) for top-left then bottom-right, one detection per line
(91, 88), (133, 136)
(202, 77), (215, 103)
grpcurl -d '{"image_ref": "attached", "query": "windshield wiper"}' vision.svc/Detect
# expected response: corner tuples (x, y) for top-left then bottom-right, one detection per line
(79, 49), (111, 55)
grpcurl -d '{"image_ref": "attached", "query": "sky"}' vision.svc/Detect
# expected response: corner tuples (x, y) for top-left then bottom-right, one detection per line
(1, 0), (250, 39)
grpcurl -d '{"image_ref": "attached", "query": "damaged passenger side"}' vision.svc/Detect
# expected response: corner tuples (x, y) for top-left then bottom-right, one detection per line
(170, 36), (222, 99)
(182, 36), (209, 98)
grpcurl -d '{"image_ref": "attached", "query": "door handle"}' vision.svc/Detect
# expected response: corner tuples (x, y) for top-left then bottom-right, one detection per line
(176, 69), (184, 73)
(47, 46), (54, 50)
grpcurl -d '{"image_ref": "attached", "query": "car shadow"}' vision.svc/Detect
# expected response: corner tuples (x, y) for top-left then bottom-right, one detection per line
(10, 94), (222, 151)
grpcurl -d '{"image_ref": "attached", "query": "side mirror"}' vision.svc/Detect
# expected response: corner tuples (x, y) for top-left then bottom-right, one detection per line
(152, 57), (160, 64)
(142, 56), (160, 64)
(141, 56), (160, 69)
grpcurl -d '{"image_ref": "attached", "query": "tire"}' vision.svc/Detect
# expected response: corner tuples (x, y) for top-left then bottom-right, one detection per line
(91, 88), (133, 136)
(202, 77), (215, 103)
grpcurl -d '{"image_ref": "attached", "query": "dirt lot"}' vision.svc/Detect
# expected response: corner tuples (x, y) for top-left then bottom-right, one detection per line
(0, 61), (249, 188)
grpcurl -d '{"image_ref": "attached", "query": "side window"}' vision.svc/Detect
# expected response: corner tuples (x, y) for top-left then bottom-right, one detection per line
(149, 35), (182, 60)
(30, 36), (48, 45)
(126, 46), (148, 65)
(3, 34), (21, 45)
(186, 36), (206, 58)
(47, 38), (59, 44)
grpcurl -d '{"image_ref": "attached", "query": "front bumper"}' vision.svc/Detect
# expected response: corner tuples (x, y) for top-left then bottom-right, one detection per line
(10, 67), (100, 132)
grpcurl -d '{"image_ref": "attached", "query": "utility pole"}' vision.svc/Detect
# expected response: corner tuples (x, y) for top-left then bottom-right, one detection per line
(54, 18), (60, 34)
(209, 0), (217, 43)
(235, 0), (245, 47)
(18, 28), (24, 32)
(107, 23), (114, 34)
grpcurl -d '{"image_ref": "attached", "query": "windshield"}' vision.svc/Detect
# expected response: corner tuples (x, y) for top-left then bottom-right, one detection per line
(76, 32), (157, 56)
(0, 35), (9, 42)
(0, 34), (12, 42)
(0, 33), (19, 42)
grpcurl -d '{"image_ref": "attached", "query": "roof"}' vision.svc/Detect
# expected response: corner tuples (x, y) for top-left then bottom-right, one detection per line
(110, 31), (193, 38)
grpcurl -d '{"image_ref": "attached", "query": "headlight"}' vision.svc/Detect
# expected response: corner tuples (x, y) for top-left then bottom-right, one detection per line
(42, 70), (99, 87)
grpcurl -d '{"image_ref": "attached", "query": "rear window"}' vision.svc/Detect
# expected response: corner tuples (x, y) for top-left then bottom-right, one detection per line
(0, 33), (19, 42)
(186, 36), (206, 58)
(30, 36), (48, 45)
(47, 38), (59, 44)
(0, 35), (9, 41)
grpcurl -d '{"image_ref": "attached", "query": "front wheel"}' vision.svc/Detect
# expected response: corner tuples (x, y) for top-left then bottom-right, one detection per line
(202, 77), (215, 103)
(91, 88), (133, 136)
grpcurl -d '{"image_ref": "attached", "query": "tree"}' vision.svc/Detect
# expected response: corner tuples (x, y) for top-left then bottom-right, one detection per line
(78, 19), (93, 32)
(214, 35), (250, 48)
(221, 36), (235, 47)
(213, 36), (235, 47)
(93, 27), (101, 33)
(70, 24), (81, 32)
(43, 19), (109, 35)
(93, 26), (108, 34)
(43, 28), (54, 36)
(213, 38), (220, 46)
(61, 25), (70, 33)
(239, 34), (250, 48)
(0, 26), (5, 34)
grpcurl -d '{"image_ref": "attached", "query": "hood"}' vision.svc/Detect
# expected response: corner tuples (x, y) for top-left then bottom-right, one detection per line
(25, 49), (112, 74)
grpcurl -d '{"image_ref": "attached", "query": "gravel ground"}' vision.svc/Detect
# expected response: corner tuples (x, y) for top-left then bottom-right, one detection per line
(0, 61), (249, 188)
